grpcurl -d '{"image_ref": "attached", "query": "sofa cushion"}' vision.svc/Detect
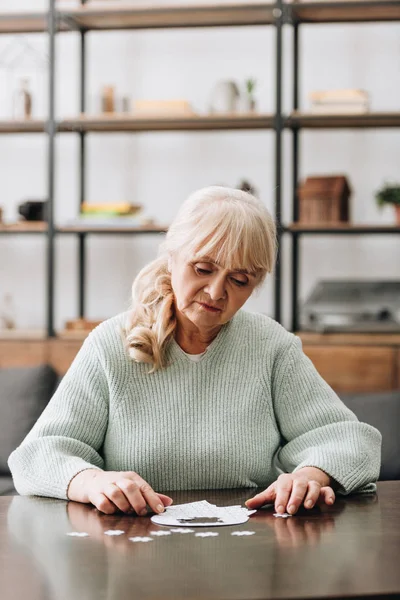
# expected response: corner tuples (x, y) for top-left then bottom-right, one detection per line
(0, 364), (58, 476)
(341, 390), (400, 481)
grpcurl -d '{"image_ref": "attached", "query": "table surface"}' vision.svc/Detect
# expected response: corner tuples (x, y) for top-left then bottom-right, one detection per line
(1, 482), (399, 600)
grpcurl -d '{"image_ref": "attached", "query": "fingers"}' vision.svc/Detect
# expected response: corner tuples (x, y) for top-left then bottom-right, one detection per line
(89, 492), (118, 515)
(87, 471), (174, 515)
(157, 493), (174, 507)
(275, 474), (297, 514)
(319, 486), (335, 506)
(246, 477), (336, 517)
(302, 480), (323, 510)
(245, 483), (276, 509)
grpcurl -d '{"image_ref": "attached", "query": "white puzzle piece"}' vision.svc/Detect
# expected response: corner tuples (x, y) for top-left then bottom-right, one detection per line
(104, 530), (125, 536)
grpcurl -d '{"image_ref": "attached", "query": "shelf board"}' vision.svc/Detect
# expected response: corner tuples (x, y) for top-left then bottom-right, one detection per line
(57, 224), (168, 234)
(60, 113), (274, 133)
(0, 329), (47, 340)
(0, 120), (47, 134)
(286, 223), (400, 234)
(60, 2), (275, 31)
(0, 11), (69, 34)
(0, 221), (47, 234)
(291, 1), (400, 24)
(287, 111), (400, 129)
(297, 331), (400, 345)
(0, 11), (48, 34)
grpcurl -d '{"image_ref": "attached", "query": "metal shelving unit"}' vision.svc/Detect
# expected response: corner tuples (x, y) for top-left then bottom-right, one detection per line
(54, 0), (283, 330)
(3, 1), (399, 338)
(286, 0), (400, 332)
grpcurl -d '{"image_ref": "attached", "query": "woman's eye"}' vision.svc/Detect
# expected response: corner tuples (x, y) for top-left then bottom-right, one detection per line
(195, 266), (212, 275)
(231, 277), (248, 287)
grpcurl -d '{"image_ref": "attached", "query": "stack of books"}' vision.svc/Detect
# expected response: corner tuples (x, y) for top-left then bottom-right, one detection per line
(308, 89), (369, 114)
(64, 202), (155, 228)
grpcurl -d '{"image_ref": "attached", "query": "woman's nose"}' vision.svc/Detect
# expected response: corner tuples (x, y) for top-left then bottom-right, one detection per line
(205, 276), (227, 300)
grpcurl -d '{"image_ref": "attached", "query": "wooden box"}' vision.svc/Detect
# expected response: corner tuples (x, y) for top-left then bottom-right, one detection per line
(297, 175), (351, 224)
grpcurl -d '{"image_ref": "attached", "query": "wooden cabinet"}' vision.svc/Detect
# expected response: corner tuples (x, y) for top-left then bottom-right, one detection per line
(300, 333), (400, 393)
(1, 333), (399, 394)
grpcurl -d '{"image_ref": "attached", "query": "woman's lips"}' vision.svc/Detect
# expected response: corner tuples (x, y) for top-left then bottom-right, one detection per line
(198, 302), (222, 313)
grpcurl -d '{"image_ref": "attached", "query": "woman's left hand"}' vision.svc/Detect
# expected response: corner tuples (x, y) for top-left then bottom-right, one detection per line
(245, 467), (336, 515)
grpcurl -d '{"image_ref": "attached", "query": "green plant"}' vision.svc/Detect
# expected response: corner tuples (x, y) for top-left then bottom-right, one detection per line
(375, 183), (400, 208)
(245, 78), (257, 96)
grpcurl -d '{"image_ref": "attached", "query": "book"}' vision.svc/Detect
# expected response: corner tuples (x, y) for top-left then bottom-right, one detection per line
(309, 103), (369, 114)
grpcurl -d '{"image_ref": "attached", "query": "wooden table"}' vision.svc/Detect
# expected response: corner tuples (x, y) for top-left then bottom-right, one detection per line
(1, 482), (400, 600)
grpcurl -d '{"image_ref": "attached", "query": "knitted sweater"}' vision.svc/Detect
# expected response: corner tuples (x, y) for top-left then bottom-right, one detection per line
(8, 310), (381, 499)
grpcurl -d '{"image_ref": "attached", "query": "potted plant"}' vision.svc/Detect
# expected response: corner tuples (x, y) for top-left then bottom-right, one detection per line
(375, 183), (400, 225)
(244, 78), (257, 112)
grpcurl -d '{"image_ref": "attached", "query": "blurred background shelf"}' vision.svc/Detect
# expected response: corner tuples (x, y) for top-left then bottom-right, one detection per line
(0, 329), (47, 340)
(291, 0), (400, 24)
(60, 2), (276, 31)
(0, 222), (47, 234)
(0, 120), (47, 134)
(60, 113), (275, 133)
(285, 223), (400, 234)
(287, 111), (400, 129)
(57, 224), (169, 234)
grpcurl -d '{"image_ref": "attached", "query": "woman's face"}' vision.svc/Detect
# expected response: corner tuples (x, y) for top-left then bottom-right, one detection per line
(169, 252), (259, 334)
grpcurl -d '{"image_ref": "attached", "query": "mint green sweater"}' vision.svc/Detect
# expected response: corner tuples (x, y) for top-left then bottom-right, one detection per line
(8, 310), (381, 499)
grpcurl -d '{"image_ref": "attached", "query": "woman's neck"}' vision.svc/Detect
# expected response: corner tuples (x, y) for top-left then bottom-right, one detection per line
(174, 324), (222, 355)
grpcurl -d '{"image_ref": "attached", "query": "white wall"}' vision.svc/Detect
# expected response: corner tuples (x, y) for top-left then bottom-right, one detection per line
(0, 0), (399, 331)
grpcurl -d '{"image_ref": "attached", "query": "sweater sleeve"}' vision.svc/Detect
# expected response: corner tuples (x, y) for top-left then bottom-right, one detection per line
(271, 336), (382, 495)
(8, 335), (108, 500)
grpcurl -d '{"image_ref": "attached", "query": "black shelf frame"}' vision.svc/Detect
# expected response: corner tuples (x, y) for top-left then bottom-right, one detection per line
(2, 2), (400, 336)
(55, 0), (283, 330)
(287, 7), (400, 332)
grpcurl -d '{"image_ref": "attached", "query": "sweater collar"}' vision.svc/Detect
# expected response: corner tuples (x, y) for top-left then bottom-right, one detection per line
(167, 313), (237, 365)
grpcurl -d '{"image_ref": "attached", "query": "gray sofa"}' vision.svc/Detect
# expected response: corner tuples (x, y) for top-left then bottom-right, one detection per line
(1, 364), (399, 495)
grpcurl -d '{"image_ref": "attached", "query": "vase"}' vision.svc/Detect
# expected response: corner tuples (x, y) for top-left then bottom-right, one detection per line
(209, 80), (240, 114)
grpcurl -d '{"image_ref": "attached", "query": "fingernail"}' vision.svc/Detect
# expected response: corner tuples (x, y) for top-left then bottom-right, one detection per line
(327, 498), (334, 504)
(288, 505), (296, 514)
(156, 504), (164, 513)
(139, 508), (147, 516)
(276, 505), (284, 514)
(305, 500), (313, 508)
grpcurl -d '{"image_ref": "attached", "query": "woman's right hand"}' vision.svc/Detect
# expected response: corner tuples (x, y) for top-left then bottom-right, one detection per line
(67, 469), (173, 515)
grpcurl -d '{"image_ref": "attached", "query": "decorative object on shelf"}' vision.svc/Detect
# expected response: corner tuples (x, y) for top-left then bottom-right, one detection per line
(209, 80), (240, 114)
(0, 294), (16, 330)
(301, 280), (400, 333)
(375, 183), (400, 225)
(121, 95), (131, 113)
(65, 318), (103, 332)
(101, 85), (115, 113)
(18, 199), (48, 221)
(13, 77), (32, 119)
(297, 175), (351, 224)
(63, 202), (157, 228)
(81, 202), (142, 217)
(133, 99), (194, 117)
(308, 89), (369, 115)
(0, 37), (48, 120)
(243, 78), (257, 112)
(0, 207), (3, 224)
(237, 179), (257, 196)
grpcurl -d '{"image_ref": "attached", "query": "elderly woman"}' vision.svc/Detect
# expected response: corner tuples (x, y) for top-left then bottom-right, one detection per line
(9, 186), (381, 517)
